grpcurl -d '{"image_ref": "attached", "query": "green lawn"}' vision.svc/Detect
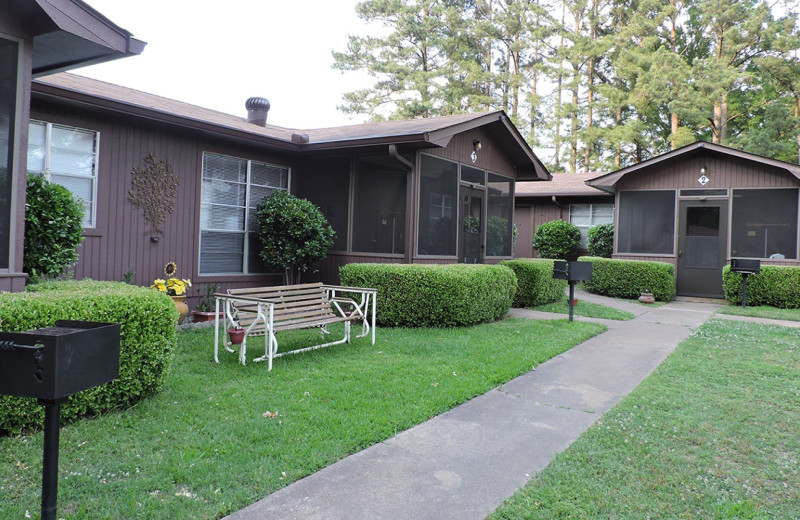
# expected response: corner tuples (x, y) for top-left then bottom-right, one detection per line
(717, 304), (800, 322)
(531, 298), (635, 321)
(490, 319), (800, 519)
(1, 317), (603, 519)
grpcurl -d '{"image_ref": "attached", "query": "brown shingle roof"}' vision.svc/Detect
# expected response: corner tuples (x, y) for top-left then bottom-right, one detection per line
(516, 172), (608, 197)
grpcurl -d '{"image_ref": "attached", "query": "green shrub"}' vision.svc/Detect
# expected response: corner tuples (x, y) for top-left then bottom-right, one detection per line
(578, 256), (676, 301)
(587, 223), (614, 258)
(0, 280), (177, 435)
(255, 191), (334, 285)
(533, 219), (581, 260)
(24, 174), (85, 281)
(339, 263), (517, 327)
(722, 265), (800, 308)
(500, 259), (567, 307)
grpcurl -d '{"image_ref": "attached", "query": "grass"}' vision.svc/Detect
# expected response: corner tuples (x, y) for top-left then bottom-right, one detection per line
(717, 304), (800, 322)
(0, 317), (603, 519)
(489, 319), (800, 519)
(530, 298), (635, 321)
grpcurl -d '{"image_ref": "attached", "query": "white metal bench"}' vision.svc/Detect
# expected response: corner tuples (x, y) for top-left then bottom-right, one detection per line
(213, 282), (376, 370)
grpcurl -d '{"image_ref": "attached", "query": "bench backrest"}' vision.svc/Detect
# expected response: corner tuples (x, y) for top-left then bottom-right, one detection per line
(227, 282), (338, 331)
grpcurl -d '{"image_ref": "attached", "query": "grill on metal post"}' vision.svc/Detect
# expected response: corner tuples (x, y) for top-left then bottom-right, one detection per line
(0, 321), (120, 520)
(729, 258), (762, 307)
(552, 261), (594, 322)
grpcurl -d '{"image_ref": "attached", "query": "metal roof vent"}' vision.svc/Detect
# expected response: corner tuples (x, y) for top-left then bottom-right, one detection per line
(245, 97), (270, 126)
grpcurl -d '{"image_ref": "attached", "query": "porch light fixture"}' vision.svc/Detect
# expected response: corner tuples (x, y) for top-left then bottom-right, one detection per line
(471, 139), (482, 163)
(698, 165), (709, 186)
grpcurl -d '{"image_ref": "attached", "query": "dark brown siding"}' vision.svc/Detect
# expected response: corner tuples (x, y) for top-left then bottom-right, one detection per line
(426, 128), (519, 178)
(619, 153), (800, 191)
(30, 101), (298, 306)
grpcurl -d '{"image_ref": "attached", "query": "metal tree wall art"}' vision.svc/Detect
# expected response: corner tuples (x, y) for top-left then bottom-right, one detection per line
(128, 154), (179, 234)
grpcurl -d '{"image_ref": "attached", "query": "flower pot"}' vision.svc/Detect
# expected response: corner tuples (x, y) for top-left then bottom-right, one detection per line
(638, 292), (655, 304)
(170, 295), (189, 324)
(228, 328), (245, 345)
(192, 310), (222, 323)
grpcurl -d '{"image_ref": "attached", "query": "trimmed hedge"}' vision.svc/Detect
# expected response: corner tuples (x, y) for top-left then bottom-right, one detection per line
(500, 259), (567, 307)
(587, 223), (614, 258)
(722, 265), (800, 308)
(0, 280), (178, 435)
(339, 263), (517, 327)
(578, 256), (676, 302)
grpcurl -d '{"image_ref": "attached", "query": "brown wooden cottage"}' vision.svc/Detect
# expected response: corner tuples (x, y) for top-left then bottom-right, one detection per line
(587, 141), (800, 298)
(513, 173), (613, 258)
(22, 72), (549, 304)
(1, 0), (144, 292)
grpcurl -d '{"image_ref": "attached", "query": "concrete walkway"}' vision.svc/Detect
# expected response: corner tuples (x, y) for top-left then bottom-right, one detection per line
(225, 292), (786, 520)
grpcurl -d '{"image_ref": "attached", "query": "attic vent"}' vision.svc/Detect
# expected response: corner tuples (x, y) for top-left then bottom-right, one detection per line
(291, 133), (309, 144)
(245, 97), (270, 126)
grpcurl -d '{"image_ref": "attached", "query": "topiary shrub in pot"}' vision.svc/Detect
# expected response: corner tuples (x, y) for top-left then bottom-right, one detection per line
(532, 219), (581, 261)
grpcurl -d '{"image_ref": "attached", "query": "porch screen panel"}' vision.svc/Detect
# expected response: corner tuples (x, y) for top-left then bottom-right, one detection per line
(617, 191), (675, 254)
(0, 37), (17, 269)
(297, 157), (350, 251)
(352, 156), (406, 254)
(731, 189), (798, 259)
(418, 155), (457, 256)
(486, 173), (513, 257)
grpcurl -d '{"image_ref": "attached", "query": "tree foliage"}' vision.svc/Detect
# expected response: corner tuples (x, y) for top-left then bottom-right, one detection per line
(255, 191), (335, 285)
(335, 0), (800, 169)
(24, 174), (85, 282)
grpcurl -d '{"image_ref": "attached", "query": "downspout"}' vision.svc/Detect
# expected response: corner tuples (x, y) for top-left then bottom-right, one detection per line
(551, 195), (564, 220)
(389, 145), (415, 264)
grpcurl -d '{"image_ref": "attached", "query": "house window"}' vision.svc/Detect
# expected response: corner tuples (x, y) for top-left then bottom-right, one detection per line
(199, 152), (289, 275)
(486, 173), (513, 257)
(617, 191), (675, 254)
(0, 37), (18, 269)
(731, 188), (798, 259)
(418, 155), (458, 256)
(570, 204), (614, 248)
(27, 120), (99, 227)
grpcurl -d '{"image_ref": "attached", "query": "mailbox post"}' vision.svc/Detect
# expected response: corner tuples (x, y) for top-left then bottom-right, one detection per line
(0, 320), (120, 520)
(730, 258), (761, 308)
(553, 261), (594, 322)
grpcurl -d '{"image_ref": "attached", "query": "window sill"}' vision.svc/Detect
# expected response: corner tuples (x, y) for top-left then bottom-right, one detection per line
(82, 228), (102, 237)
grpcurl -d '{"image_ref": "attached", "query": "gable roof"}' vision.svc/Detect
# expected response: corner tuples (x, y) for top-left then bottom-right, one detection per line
(32, 73), (549, 180)
(25, 0), (145, 76)
(587, 141), (800, 193)
(516, 172), (609, 197)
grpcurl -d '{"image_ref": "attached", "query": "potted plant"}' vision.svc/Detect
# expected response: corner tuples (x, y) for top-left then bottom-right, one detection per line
(150, 261), (192, 324)
(191, 283), (221, 322)
(227, 324), (245, 345)
(638, 288), (655, 304)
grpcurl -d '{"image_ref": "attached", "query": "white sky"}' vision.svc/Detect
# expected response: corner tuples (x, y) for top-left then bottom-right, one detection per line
(78, 0), (374, 129)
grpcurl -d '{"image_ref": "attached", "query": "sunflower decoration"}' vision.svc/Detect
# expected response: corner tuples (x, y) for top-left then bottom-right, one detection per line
(151, 262), (191, 296)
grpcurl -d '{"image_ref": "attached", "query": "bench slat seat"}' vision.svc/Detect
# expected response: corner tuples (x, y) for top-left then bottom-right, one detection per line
(213, 282), (376, 370)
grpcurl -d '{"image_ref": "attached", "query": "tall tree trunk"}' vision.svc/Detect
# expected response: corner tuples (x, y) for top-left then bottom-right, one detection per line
(553, 1), (566, 172)
(585, 57), (594, 172)
(615, 106), (622, 167)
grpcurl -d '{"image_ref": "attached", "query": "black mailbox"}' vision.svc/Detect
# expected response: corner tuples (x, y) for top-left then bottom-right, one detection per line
(730, 258), (761, 274)
(0, 320), (120, 400)
(553, 261), (593, 281)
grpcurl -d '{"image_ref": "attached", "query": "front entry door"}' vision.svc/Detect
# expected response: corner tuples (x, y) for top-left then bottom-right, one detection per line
(459, 186), (484, 263)
(677, 200), (729, 297)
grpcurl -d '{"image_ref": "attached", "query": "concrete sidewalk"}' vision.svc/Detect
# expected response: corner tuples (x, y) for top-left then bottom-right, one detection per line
(226, 294), (723, 520)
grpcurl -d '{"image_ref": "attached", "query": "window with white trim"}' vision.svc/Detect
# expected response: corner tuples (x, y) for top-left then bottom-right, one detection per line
(569, 203), (614, 248)
(199, 152), (289, 275)
(27, 120), (99, 227)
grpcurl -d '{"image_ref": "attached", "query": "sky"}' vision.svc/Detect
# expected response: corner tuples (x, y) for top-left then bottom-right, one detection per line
(78, 0), (374, 129)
